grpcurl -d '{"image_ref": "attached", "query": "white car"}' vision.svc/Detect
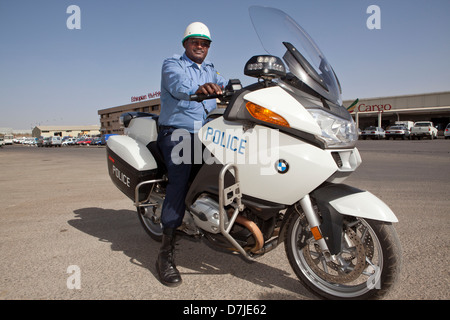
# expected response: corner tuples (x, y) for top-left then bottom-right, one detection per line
(62, 138), (76, 146)
(445, 123), (450, 139)
(411, 121), (438, 140)
(23, 138), (37, 146)
(48, 136), (62, 147)
(361, 126), (385, 140)
(385, 125), (410, 140)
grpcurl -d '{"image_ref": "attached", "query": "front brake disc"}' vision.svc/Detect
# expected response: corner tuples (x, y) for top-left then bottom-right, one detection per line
(303, 227), (366, 283)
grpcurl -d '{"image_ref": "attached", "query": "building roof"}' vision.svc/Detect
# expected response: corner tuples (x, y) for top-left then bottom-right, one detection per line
(98, 99), (160, 114)
(34, 125), (100, 131)
(343, 91), (450, 104)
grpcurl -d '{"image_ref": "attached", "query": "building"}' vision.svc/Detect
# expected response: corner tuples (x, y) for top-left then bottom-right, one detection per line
(0, 128), (32, 136)
(97, 91), (450, 136)
(344, 91), (450, 133)
(0, 127), (13, 135)
(98, 99), (161, 135)
(32, 125), (101, 138)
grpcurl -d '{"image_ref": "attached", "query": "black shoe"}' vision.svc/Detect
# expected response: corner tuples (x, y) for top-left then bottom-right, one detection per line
(156, 230), (182, 287)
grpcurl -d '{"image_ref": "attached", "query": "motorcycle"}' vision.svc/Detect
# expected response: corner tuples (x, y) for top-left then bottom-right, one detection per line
(106, 6), (401, 299)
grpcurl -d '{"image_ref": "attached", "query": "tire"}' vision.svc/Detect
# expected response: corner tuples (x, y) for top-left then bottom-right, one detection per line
(137, 206), (163, 242)
(284, 207), (402, 300)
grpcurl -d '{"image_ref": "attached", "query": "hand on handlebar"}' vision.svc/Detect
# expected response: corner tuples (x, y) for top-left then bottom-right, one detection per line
(196, 83), (223, 95)
(190, 79), (241, 102)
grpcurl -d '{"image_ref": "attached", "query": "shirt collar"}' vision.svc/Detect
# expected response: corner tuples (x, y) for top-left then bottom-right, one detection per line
(182, 52), (212, 69)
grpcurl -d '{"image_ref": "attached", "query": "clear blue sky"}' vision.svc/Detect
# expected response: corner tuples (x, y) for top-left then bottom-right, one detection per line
(1, 0), (449, 130)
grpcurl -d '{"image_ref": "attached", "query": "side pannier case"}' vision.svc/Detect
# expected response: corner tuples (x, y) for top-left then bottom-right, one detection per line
(106, 114), (160, 202)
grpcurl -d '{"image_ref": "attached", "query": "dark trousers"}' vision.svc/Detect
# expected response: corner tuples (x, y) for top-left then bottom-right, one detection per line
(157, 127), (195, 229)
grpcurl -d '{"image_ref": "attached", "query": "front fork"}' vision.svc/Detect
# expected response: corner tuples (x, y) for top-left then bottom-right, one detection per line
(299, 195), (343, 264)
(298, 195), (337, 263)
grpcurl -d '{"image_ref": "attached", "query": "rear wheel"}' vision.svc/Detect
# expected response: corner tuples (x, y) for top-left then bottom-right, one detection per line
(137, 207), (163, 242)
(285, 206), (402, 300)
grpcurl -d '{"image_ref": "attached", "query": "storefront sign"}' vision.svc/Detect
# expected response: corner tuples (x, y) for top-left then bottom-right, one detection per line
(131, 91), (161, 102)
(348, 103), (392, 113)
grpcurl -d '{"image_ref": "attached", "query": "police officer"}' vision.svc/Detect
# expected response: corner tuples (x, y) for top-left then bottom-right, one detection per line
(156, 22), (227, 286)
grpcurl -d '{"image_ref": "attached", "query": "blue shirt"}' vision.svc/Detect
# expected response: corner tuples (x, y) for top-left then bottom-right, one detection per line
(159, 53), (228, 133)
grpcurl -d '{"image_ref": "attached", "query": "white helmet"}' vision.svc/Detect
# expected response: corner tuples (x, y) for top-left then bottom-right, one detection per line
(182, 22), (212, 44)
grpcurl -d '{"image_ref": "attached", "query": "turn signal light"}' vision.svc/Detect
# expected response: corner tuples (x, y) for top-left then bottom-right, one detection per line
(245, 102), (290, 128)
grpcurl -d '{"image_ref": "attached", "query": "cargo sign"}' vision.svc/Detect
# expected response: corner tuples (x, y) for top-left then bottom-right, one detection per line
(347, 100), (393, 113)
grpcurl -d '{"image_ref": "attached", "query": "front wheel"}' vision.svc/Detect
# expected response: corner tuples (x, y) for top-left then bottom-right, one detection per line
(285, 208), (402, 300)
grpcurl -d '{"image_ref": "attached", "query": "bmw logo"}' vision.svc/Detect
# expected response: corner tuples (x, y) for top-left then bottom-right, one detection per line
(275, 159), (289, 174)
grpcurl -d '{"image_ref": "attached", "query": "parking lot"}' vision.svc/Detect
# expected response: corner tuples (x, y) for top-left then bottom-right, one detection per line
(0, 139), (449, 300)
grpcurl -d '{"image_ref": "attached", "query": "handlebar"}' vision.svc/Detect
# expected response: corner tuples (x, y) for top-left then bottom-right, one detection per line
(189, 79), (243, 102)
(189, 92), (225, 102)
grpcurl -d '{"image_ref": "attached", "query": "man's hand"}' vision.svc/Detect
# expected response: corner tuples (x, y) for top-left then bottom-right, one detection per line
(196, 83), (223, 95)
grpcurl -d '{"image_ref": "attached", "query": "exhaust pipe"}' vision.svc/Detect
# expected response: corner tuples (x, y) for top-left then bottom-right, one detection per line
(234, 214), (264, 253)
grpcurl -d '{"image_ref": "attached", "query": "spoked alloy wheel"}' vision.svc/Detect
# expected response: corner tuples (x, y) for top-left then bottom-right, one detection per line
(137, 207), (163, 242)
(285, 208), (401, 300)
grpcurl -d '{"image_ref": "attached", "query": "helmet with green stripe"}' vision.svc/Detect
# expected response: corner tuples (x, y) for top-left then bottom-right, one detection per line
(182, 22), (212, 44)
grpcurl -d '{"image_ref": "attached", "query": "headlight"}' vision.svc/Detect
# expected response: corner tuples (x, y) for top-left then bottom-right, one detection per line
(307, 109), (358, 148)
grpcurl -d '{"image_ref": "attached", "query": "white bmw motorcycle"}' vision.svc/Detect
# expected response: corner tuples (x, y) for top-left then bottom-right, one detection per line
(106, 6), (401, 299)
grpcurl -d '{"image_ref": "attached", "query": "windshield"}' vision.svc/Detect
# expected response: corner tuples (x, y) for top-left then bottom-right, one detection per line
(249, 6), (342, 106)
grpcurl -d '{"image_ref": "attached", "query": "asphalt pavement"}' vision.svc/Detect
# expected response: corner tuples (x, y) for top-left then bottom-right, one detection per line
(0, 140), (449, 301)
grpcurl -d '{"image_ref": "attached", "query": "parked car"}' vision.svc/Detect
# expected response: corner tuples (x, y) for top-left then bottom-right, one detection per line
(82, 137), (95, 146)
(62, 138), (76, 146)
(91, 137), (102, 146)
(76, 138), (87, 145)
(445, 123), (450, 139)
(361, 126), (385, 140)
(0, 137), (4, 147)
(48, 136), (62, 147)
(13, 137), (27, 144)
(385, 125), (410, 140)
(394, 121), (414, 131)
(37, 136), (50, 147)
(23, 137), (37, 146)
(3, 134), (13, 145)
(410, 121), (438, 140)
